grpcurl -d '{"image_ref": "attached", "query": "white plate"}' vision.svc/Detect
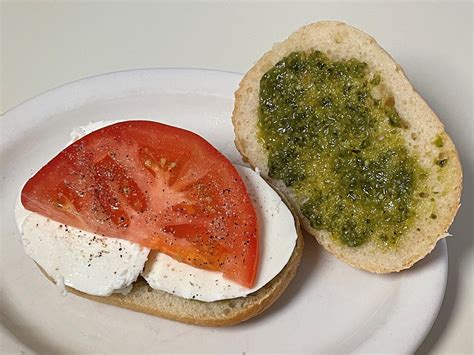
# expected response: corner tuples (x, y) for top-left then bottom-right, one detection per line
(0, 69), (447, 354)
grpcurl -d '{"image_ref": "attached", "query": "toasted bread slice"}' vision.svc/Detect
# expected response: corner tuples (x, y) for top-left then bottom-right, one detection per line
(232, 21), (462, 273)
(38, 222), (303, 327)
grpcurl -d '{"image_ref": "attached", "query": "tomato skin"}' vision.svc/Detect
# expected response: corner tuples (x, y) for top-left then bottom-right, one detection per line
(21, 121), (258, 288)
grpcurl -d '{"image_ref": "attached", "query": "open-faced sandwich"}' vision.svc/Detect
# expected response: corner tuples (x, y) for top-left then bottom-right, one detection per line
(16, 120), (303, 326)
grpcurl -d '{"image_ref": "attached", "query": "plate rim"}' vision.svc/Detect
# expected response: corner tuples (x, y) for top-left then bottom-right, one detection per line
(1, 67), (243, 116)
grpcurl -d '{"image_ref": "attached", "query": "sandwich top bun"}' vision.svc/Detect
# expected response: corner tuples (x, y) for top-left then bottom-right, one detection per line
(232, 21), (462, 273)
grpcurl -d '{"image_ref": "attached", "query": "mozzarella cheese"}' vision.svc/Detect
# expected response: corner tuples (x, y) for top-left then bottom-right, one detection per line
(16, 121), (298, 302)
(69, 120), (120, 142)
(15, 201), (150, 296)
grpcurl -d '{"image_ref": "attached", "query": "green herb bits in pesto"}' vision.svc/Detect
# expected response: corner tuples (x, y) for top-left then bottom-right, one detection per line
(433, 134), (444, 148)
(258, 50), (425, 248)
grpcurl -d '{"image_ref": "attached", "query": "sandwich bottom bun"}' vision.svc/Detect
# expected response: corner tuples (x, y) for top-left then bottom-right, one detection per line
(37, 227), (303, 327)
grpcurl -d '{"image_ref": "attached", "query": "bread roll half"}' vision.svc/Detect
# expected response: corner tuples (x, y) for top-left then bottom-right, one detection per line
(232, 21), (462, 273)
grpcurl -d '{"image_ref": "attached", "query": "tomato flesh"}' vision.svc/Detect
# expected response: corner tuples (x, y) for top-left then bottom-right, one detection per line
(21, 121), (258, 288)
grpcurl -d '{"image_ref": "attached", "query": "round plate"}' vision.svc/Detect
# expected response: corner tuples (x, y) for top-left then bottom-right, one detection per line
(0, 69), (447, 353)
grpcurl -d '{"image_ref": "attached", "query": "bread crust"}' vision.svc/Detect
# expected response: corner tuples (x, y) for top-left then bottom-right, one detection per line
(232, 21), (462, 273)
(38, 216), (303, 327)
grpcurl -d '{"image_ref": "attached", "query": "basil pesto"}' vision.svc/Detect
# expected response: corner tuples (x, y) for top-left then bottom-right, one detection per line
(258, 50), (425, 247)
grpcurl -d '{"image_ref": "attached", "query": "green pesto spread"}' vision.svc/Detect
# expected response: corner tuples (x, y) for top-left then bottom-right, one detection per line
(258, 50), (426, 247)
(433, 134), (444, 148)
(433, 134), (449, 168)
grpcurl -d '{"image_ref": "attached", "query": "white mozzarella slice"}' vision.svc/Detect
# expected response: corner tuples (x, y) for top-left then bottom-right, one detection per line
(16, 202), (150, 296)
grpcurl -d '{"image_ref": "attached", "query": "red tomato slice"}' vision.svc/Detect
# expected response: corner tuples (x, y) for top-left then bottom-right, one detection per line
(21, 121), (258, 288)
